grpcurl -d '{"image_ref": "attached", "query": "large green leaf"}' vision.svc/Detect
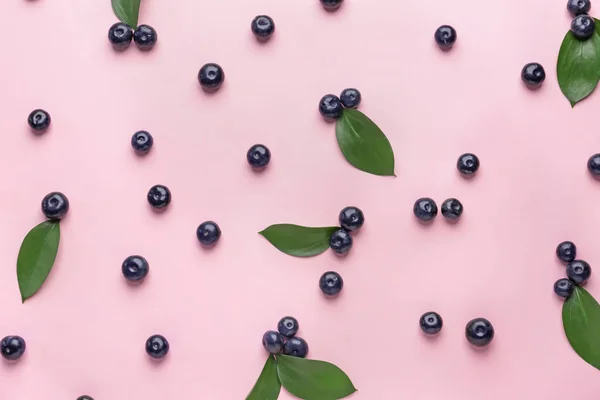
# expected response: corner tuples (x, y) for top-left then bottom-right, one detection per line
(111, 0), (142, 29)
(276, 354), (357, 400)
(258, 224), (339, 257)
(562, 286), (600, 371)
(246, 356), (281, 400)
(335, 109), (395, 177)
(557, 19), (600, 107)
(17, 221), (61, 303)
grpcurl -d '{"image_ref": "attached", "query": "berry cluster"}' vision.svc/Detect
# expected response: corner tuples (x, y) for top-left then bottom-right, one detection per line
(108, 23), (157, 51)
(568, 0), (595, 40)
(553, 241), (592, 298)
(319, 88), (362, 120)
(329, 206), (364, 255)
(262, 317), (309, 358)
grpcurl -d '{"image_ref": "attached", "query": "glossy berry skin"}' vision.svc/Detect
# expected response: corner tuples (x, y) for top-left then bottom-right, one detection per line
(108, 22), (133, 50)
(440, 198), (463, 221)
(457, 153), (480, 176)
(554, 278), (575, 298)
(567, 260), (592, 285)
(42, 192), (69, 220)
(521, 63), (546, 89)
(319, 271), (343, 297)
(133, 25), (157, 50)
(147, 185), (171, 210)
(320, 0), (344, 11)
(339, 206), (364, 232)
(413, 198), (438, 223)
(571, 15), (595, 40)
(329, 229), (352, 254)
(196, 221), (221, 247)
(318, 94), (343, 120)
(277, 316), (299, 338)
(131, 130), (153, 155)
(283, 337), (309, 358)
(76, 396), (94, 400)
(465, 318), (494, 347)
(198, 63), (225, 92)
(251, 15), (275, 41)
(28, 109), (51, 133)
(247, 144), (271, 170)
(122, 255), (149, 282)
(434, 25), (457, 50)
(1, 336), (26, 361)
(556, 241), (577, 263)
(567, 0), (591, 16)
(587, 153), (600, 177)
(419, 312), (443, 335)
(340, 88), (362, 109)
(262, 330), (284, 354)
(145, 334), (169, 359)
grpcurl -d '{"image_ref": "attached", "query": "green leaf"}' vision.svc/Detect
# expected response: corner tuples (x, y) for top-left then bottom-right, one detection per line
(111, 0), (142, 29)
(258, 224), (339, 257)
(276, 355), (357, 400)
(562, 286), (600, 371)
(246, 356), (281, 400)
(557, 19), (600, 107)
(335, 108), (395, 177)
(17, 221), (61, 303)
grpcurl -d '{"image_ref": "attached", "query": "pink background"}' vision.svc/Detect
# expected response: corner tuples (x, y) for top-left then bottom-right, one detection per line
(1, 0), (600, 398)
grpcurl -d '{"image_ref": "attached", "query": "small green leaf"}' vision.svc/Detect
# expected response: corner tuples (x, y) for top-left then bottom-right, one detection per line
(562, 286), (600, 371)
(111, 0), (142, 29)
(557, 19), (600, 107)
(246, 356), (281, 400)
(335, 109), (395, 177)
(259, 224), (339, 257)
(276, 354), (357, 400)
(17, 221), (61, 303)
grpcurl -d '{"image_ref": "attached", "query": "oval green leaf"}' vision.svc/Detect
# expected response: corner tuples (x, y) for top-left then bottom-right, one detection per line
(111, 0), (142, 29)
(259, 224), (339, 257)
(276, 354), (357, 400)
(335, 109), (395, 177)
(562, 286), (600, 371)
(246, 356), (281, 400)
(557, 20), (600, 107)
(17, 221), (61, 303)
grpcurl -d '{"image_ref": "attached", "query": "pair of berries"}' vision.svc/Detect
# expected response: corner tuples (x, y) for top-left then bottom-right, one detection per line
(319, 88), (362, 120)
(419, 313), (495, 347)
(262, 317), (309, 358)
(108, 23), (157, 51)
(567, 0), (595, 40)
(329, 206), (364, 255)
(413, 198), (463, 223)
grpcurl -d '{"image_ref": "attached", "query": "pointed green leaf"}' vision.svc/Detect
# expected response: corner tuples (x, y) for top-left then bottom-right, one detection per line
(276, 354), (357, 400)
(246, 356), (281, 400)
(111, 0), (142, 29)
(17, 221), (61, 303)
(557, 20), (600, 107)
(259, 224), (339, 257)
(335, 109), (395, 176)
(562, 286), (600, 371)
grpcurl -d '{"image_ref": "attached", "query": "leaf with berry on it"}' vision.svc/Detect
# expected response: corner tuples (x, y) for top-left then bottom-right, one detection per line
(562, 286), (600, 371)
(258, 224), (339, 257)
(246, 356), (281, 400)
(111, 0), (141, 29)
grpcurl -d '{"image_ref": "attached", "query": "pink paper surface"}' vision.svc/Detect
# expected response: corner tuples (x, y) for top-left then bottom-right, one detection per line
(1, 0), (600, 398)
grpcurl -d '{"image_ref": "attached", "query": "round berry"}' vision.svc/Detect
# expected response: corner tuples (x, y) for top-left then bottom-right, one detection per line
(318, 94), (343, 120)
(277, 316), (299, 338)
(251, 15), (275, 41)
(567, 0), (591, 16)
(419, 312), (443, 335)
(567, 260), (592, 285)
(571, 14), (595, 40)
(413, 198), (438, 222)
(339, 206), (364, 232)
(28, 109), (51, 133)
(329, 229), (352, 254)
(320, 0), (344, 10)
(283, 337), (309, 358)
(262, 330), (284, 354)
(196, 221), (221, 247)
(434, 25), (457, 50)
(1, 336), (26, 361)
(145, 334), (169, 359)
(465, 318), (494, 347)
(319, 271), (343, 297)
(133, 25), (157, 50)
(556, 241), (577, 263)
(108, 22), (133, 50)
(147, 185), (171, 210)
(457, 153), (480, 176)
(441, 198), (463, 221)
(198, 63), (225, 92)
(41, 192), (69, 220)
(588, 153), (600, 177)
(554, 278), (575, 298)
(77, 396), (94, 400)
(247, 144), (271, 170)
(521, 62), (546, 89)
(131, 130), (153, 155)
(122, 255), (149, 282)
(340, 88), (362, 109)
